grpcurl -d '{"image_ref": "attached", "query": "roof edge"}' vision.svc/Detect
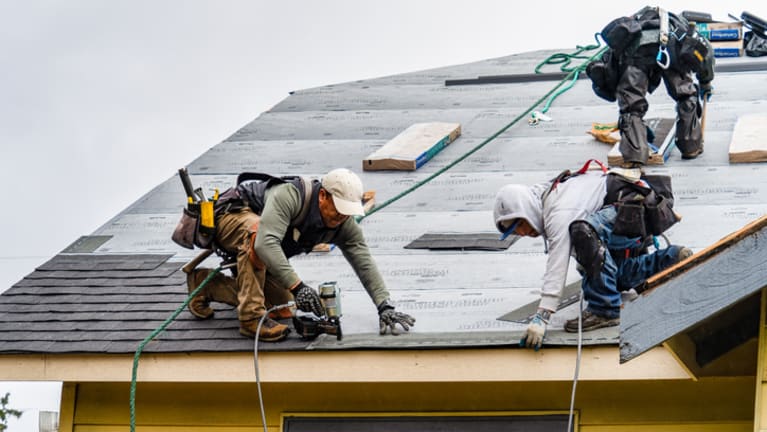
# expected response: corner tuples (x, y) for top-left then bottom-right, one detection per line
(0, 346), (691, 383)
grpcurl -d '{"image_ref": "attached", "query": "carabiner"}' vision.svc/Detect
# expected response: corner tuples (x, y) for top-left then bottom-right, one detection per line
(656, 45), (670, 70)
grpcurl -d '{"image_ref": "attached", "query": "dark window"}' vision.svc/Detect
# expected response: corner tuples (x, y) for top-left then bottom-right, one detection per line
(284, 414), (570, 432)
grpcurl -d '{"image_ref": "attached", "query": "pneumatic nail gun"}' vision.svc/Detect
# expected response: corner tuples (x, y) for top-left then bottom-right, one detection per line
(292, 281), (343, 341)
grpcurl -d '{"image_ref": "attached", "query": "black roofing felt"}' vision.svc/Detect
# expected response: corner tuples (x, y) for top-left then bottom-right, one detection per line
(1, 49), (767, 355)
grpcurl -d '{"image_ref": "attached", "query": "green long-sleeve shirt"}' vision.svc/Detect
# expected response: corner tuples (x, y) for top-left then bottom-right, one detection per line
(253, 182), (389, 307)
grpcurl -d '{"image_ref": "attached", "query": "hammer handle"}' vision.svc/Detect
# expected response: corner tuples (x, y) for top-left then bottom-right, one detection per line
(182, 249), (214, 274)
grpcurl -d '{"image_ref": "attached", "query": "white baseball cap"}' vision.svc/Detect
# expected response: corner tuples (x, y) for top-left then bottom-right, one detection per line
(321, 168), (365, 216)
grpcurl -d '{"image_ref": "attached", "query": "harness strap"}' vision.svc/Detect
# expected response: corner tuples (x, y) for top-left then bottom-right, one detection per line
(542, 159), (608, 205)
(656, 8), (671, 69)
(658, 8), (670, 45)
(575, 158), (608, 175)
(294, 177), (313, 227)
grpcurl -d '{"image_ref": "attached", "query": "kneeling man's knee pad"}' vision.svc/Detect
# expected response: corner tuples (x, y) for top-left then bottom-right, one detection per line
(569, 221), (605, 278)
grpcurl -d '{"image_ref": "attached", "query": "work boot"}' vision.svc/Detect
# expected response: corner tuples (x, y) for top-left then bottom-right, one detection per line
(564, 310), (620, 333)
(239, 317), (290, 342)
(681, 148), (703, 160)
(569, 221), (606, 280)
(187, 268), (238, 319)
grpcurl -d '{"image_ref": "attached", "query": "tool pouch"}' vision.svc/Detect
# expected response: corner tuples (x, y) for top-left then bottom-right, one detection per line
(171, 204), (215, 250)
(677, 31), (709, 73)
(645, 194), (678, 235)
(587, 49), (620, 102)
(608, 173), (678, 238)
(601, 16), (642, 51)
(613, 201), (647, 238)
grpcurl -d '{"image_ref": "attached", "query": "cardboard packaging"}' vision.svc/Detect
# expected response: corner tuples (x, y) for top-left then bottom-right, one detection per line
(696, 21), (743, 41)
(711, 39), (744, 57)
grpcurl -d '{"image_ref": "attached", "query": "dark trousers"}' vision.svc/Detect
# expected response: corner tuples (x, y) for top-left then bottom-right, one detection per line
(616, 63), (702, 164)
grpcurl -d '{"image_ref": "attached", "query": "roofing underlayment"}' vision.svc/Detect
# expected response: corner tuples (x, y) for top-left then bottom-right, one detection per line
(1, 48), (766, 354)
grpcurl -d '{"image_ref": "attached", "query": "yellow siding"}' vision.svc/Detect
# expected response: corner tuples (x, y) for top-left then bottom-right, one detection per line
(70, 378), (754, 431)
(757, 289), (767, 432)
(582, 425), (751, 432)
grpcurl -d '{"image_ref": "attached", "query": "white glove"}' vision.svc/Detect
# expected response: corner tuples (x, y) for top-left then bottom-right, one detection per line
(521, 309), (550, 350)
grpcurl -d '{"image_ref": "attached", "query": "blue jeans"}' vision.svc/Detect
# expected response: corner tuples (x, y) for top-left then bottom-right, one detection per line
(579, 206), (682, 319)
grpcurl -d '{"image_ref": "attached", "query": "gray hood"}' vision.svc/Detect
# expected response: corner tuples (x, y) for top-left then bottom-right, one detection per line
(493, 182), (549, 235)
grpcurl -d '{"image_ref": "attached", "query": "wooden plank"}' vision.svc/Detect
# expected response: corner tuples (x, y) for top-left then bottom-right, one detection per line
(729, 113), (767, 163)
(363, 122), (461, 171)
(620, 216), (767, 363)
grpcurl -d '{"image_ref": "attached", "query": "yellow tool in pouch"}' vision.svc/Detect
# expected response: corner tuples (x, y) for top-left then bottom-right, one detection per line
(200, 201), (215, 231)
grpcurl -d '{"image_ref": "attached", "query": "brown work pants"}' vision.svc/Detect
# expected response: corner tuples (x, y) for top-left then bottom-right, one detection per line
(215, 208), (293, 321)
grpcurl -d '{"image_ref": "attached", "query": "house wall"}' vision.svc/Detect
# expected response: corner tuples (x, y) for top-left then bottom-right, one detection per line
(62, 378), (754, 432)
(755, 289), (767, 432)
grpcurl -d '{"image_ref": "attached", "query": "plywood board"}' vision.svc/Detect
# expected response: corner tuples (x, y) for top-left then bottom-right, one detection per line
(729, 113), (767, 163)
(363, 122), (461, 171)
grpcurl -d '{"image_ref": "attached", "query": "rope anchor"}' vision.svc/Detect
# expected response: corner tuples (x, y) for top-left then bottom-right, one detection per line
(528, 111), (553, 126)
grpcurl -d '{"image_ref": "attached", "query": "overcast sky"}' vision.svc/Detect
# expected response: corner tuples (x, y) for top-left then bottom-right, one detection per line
(1, 1), (763, 430)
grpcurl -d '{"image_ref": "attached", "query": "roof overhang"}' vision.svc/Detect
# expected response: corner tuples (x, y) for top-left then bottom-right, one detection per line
(0, 346), (691, 383)
(620, 215), (767, 372)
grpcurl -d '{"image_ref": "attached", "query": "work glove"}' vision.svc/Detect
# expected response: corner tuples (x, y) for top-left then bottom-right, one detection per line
(699, 81), (713, 102)
(292, 282), (325, 317)
(520, 309), (550, 351)
(377, 300), (416, 335)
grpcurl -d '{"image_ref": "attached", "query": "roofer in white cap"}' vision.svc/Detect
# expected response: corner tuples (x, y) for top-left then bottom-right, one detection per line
(186, 168), (415, 341)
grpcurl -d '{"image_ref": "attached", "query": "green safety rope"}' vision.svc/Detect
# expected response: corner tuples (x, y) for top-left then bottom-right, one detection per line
(129, 39), (607, 431)
(534, 33), (605, 115)
(129, 266), (222, 432)
(362, 40), (606, 221)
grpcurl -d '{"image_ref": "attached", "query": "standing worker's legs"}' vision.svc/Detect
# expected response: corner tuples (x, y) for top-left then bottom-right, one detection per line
(216, 209), (289, 341)
(617, 64), (652, 166)
(663, 69), (703, 159)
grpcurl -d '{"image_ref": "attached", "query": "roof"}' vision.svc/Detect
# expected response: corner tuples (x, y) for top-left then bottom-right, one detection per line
(2, 48), (767, 355)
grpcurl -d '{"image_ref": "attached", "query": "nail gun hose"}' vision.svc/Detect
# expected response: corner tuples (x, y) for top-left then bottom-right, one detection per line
(254, 302), (295, 432)
(129, 266), (222, 432)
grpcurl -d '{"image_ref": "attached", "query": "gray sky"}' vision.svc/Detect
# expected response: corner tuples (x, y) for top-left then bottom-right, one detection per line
(0, 1), (762, 430)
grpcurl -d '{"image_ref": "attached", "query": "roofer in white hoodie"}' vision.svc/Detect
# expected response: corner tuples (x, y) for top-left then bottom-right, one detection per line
(493, 165), (691, 350)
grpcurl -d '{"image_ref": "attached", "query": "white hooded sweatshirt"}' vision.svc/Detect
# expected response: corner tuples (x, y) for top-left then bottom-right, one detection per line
(493, 171), (608, 312)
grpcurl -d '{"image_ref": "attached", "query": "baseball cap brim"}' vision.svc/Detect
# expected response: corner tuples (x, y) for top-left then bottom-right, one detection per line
(332, 195), (365, 216)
